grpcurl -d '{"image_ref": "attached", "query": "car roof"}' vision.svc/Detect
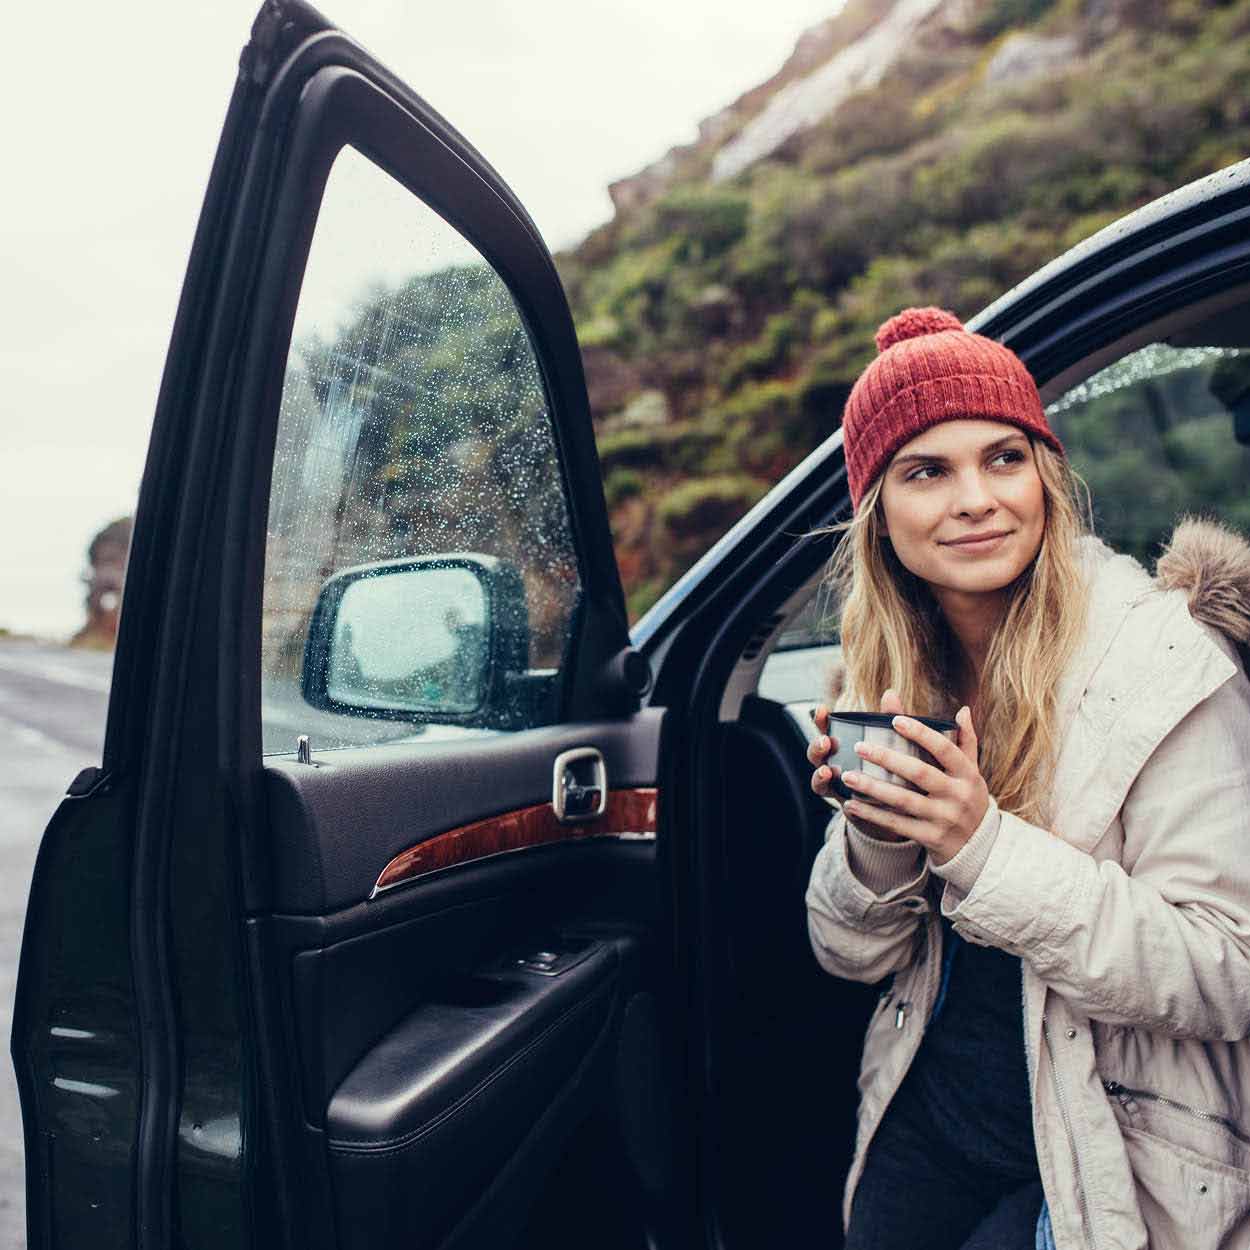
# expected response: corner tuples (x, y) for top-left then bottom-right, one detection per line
(970, 157), (1250, 336)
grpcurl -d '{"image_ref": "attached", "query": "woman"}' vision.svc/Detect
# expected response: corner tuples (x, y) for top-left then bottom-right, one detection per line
(803, 306), (1250, 1250)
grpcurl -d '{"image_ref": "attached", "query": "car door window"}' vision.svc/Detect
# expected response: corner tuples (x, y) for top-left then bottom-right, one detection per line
(262, 146), (580, 754)
(1044, 340), (1250, 561)
(757, 594), (841, 703)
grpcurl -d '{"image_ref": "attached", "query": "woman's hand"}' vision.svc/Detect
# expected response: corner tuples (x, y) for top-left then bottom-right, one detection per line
(839, 705), (989, 864)
(809, 689), (910, 843)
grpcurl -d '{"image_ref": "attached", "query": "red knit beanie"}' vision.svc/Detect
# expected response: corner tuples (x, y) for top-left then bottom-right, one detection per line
(840, 307), (1065, 511)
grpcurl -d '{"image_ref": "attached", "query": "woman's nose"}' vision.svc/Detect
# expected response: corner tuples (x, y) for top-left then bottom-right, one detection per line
(952, 471), (996, 515)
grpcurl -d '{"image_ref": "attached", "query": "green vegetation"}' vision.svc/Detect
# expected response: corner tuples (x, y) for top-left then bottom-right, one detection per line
(651, 187), (751, 261)
(557, 0), (1250, 621)
(604, 467), (645, 508)
(973, 0), (1057, 40)
(656, 475), (771, 568)
(1050, 351), (1250, 568)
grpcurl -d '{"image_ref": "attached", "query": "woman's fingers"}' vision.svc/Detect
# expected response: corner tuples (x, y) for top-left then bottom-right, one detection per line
(840, 770), (927, 816)
(891, 714), (968, 775)
(855, 740), (946, 793)
(810, 761), (841, 797)
(807, 707), (838, 766)
(806, 731), (840, 766)
(809, 704), (841, 796)
(955, 705), (979, 766)
(844, 799), (928, 843)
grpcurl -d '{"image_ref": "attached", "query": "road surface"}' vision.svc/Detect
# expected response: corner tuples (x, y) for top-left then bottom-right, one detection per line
(0, 639), (112, 1249)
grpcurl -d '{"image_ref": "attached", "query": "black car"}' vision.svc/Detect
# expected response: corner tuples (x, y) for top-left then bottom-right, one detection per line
(12, 3), (1250, 1247)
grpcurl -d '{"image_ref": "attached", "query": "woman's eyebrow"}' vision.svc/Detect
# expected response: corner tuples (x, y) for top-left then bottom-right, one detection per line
(891, 434), (1027, 468)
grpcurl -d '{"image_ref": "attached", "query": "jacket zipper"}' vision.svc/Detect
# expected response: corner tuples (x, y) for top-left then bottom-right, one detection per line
(842, 916), (937, 1227)
(1042, 1016), (1099, 1249)
(1103, 1079), (1250, 1146)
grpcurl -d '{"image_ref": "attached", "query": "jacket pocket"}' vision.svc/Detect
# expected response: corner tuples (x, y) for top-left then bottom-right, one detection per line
(1118, 1126), (1250, 1250)
(1106, 1084), (1250, 1250)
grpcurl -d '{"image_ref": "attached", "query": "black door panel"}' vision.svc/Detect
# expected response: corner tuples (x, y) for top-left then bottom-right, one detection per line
(270, 840), (657, 1123)
(426, 993), (630, 1250)
(254, 848), (657, 1250)
(326, 937), (634, 1250)
(244, 834), (662, 1248)
(325, 937), (630, 1146)
(263, 710), (663, 913)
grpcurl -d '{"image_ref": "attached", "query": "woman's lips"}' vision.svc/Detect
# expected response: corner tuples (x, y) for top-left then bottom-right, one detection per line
(941, 531), (1011, 553)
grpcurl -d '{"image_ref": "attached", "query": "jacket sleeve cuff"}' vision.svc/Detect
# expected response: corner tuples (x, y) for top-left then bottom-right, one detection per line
(939, 807), (1089, 954)
(928, 796), (1002, 899)
(846, 821), (926, 897)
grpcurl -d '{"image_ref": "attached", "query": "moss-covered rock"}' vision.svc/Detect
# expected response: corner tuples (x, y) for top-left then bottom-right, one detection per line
(655, 475), (772, 573)
(605, 467), (646, 509)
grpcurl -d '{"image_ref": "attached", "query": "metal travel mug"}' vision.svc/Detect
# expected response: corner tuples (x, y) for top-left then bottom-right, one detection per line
(810, 710), (959, 806)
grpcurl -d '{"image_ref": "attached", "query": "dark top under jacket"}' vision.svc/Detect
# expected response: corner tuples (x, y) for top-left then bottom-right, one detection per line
(895, 912), (1040, 1183)
(844, 914), (1045, 1249)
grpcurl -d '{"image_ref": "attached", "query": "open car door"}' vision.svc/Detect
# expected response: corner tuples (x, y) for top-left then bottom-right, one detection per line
(12, 4), (687, 1247)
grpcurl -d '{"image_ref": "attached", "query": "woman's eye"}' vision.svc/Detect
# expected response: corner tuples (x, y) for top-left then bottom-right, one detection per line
(906, 450), (1024, 482)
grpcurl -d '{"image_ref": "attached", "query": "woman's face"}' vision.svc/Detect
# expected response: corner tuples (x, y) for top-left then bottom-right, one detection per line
(877, 419), (1046, 602)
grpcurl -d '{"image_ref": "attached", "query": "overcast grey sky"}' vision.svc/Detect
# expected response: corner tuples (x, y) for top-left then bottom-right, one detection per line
(1, 0), (843, 638)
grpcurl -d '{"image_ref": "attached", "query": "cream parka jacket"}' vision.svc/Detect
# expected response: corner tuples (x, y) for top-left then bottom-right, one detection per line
(805, 518), (1250, 1250)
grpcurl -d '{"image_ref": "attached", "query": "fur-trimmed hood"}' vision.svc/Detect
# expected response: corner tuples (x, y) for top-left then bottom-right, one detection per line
(1154, 515), (1250, 647)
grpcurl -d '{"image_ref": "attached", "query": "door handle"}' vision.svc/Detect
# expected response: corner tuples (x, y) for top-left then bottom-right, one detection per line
(552, 747), (607, 823)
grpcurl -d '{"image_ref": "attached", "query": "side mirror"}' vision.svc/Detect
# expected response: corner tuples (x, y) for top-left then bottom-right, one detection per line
(302, 553), (542, 729)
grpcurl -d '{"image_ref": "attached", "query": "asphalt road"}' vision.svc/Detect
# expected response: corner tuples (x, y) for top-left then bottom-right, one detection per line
(0, 639), (112, 1249)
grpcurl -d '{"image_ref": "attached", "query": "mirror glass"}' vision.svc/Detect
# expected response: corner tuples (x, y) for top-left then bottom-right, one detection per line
(327, 566), (489, 715)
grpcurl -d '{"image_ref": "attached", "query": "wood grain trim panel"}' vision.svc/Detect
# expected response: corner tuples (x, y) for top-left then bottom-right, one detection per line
(372, 787), (658, 895)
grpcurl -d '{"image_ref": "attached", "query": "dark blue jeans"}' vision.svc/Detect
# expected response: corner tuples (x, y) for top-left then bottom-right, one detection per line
(844, 1073), (1044, 1250)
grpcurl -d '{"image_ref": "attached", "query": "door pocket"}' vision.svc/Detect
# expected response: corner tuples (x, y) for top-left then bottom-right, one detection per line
(324, 939), (626, 1250)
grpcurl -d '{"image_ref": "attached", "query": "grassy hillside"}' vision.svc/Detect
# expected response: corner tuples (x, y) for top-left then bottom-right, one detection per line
(556, 0), (1250, 620)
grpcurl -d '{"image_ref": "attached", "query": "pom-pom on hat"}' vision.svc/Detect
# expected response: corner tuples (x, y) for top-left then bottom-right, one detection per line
(840, 306), (1065, 510)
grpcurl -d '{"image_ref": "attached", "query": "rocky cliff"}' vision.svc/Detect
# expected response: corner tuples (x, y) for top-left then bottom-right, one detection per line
(559, 0), (1250, 620)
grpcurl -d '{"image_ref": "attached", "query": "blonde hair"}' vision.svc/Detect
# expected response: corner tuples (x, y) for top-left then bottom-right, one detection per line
(813, 437), (1093, 824)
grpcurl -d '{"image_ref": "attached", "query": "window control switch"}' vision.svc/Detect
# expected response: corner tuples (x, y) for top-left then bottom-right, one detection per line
(505, 939), (600, 977)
